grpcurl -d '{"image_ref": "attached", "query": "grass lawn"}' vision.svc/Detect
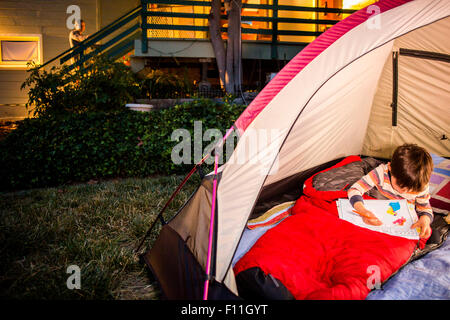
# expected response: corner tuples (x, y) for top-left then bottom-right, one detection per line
(0, 174), (200, 299)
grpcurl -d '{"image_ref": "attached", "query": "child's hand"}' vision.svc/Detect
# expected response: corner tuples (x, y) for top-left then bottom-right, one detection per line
(411, 215), (432, 239)
(354, 202), (383, 226)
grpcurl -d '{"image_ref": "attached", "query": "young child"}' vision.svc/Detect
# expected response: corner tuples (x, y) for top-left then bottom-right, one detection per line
(348, 144), (433, 239)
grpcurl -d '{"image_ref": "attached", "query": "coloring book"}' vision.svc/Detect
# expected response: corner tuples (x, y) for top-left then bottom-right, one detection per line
(337, 199), (420, 240)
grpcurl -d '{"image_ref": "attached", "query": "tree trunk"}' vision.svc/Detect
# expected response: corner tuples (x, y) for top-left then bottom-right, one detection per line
(227, 0), (242, 94)
(208, 0), (226, 88)
(208, 0), (242, 94)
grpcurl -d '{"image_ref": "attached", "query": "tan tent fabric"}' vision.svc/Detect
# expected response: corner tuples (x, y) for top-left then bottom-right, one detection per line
(168, 178), (213, 271)
(362, 17), (450, 158)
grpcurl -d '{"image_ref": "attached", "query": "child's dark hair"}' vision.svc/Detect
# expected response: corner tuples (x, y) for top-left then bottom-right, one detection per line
(390, 144), (433, 192)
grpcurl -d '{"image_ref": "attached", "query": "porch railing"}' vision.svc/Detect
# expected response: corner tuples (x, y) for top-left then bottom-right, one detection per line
(39, 1), (358, 71)
(38, 5), (142, 72)
(141, 0), (357, 58)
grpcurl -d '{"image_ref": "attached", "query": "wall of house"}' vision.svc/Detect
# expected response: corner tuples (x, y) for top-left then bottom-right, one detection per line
(99, 0), (139, 29)
(0, 0), (137, 120)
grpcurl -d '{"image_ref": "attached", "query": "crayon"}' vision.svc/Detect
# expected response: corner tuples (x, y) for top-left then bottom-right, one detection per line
(352, 210), (375, 219)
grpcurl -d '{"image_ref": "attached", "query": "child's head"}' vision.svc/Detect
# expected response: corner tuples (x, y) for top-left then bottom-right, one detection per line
(389, 144), (433, 193)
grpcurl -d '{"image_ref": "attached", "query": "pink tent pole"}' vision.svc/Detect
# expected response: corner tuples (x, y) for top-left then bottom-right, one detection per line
(203, 150), (219, 300)
(202, 126), (234, 299)
(202, 126), (235, 299)
(223, 126), (234, 141)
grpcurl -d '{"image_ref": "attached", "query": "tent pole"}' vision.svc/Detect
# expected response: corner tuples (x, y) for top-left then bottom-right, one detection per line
(203, 150), (220, 300)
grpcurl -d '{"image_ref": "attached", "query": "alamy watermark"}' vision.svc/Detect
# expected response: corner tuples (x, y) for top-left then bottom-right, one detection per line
(170, 121), (285, 175)
(366, 265), (381, 290)
(66, 265), (81, 290)
(366, 5), (381, 30)
(66, 5), (81, 30)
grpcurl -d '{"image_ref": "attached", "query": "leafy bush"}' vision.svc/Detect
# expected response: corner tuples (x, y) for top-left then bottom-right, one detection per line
(139, 69), (192, 99)
(0, 99), (246, 191)
(21, 57), (141, 117)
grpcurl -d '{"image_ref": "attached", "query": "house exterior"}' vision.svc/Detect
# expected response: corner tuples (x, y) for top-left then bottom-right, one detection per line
(0, 0), (375, 120)
(0, 0), (139, 119)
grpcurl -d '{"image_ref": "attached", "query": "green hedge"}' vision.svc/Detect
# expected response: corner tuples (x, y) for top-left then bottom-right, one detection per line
(22, 57), (141, 117)
(0, 99), (246, 191)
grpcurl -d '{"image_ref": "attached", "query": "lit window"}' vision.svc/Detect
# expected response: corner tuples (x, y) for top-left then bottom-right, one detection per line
(0, 35), (42, 68)
(343, 0), (377, 9)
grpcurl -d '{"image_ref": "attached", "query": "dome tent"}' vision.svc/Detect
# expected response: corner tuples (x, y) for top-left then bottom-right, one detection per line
(140, 0), (450, 299)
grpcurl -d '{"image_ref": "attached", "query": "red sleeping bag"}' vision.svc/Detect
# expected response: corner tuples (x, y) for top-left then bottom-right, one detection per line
(233, 156), (423, 300)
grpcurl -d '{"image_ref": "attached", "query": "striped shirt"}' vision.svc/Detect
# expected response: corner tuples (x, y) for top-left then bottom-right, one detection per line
(348, 163), (433, 222)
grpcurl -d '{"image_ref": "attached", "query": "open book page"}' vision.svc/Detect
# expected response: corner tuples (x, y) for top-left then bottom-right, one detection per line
(337, 199), (420, 240)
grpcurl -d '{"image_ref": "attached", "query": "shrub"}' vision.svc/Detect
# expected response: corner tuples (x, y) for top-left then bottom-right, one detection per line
(0, 99), (246, 191)
(139, 69), (192, 99)
(21, 57), (141, 117)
